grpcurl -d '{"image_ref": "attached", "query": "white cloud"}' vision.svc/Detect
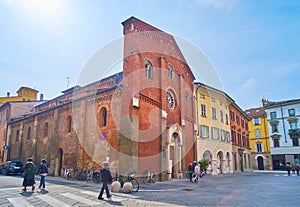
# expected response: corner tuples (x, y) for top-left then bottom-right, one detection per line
(240, 77), (257, 91)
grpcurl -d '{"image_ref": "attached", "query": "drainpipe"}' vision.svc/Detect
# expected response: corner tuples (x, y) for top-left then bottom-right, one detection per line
(194, 84), (202, 161)
(280, 105), (287, 143)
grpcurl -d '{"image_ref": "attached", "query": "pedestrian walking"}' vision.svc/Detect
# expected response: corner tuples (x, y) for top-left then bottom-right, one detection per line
(98, 162), (112, 200)
(286, 162), (291, 176)
(188, 163), (193, 182)
(22, 157), (36, 192)
(37, 159), (48, 190)
(194, 163), (201, 182)
(295, 164), (300, 176)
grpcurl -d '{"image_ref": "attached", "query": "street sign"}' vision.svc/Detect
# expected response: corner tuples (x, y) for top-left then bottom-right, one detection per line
(98, 132), (106, 140)
(3, 145), (8, 150)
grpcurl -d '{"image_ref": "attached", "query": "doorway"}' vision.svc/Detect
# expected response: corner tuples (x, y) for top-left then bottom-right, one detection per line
(257, 156), (264, 170)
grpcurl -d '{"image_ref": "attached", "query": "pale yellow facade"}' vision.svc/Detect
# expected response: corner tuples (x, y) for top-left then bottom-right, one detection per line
(194, 83), (233, 175)
(0, 87), (38, 104)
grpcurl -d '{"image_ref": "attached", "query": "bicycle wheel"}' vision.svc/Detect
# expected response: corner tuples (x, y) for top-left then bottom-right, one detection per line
(151, 173), (156, 183)
(143, 176), (150, 185)
(131, 179), (139, 192)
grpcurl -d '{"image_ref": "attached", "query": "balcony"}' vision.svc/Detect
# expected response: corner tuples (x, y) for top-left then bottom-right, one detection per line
(288, 128), (300, 137)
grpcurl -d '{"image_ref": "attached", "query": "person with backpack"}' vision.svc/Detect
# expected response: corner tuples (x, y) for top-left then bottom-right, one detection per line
(37, 159), (48, 190)
(98, 162), (112, 200)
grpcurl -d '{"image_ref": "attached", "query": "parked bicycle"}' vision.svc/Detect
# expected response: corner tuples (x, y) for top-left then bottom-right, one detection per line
(143, 170), (156, 185)
(114, 172), (139, 192)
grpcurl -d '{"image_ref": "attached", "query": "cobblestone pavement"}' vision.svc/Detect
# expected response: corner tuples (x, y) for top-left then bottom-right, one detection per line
(0, 171), (299, 207)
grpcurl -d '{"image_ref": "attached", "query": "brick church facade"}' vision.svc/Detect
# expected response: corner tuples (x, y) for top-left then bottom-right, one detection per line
(6, 17), (196, 180)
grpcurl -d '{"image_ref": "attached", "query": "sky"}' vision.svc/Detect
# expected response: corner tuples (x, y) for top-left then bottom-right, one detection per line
(0, 0), (300, 110)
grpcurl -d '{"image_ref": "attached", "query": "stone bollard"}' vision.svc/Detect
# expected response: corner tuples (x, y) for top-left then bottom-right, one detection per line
(111, 181), (121, 192)
(123, 182), (133, 193)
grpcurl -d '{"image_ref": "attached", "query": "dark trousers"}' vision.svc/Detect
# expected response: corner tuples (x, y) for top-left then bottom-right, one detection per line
(287, 170), (291, 176)
(39, 176), (46, 188)
(189, 172), (193, 181)
(99, 182), (111, 198)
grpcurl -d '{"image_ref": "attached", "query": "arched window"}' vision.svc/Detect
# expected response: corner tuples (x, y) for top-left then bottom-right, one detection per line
(66, 116), (72, 133)
(16, 130), (20, 142)
(43, 122), (48, 137)
(145, 60), (154, 80)
(27, 127), (31, 140)
(185, 89), (189, 103)
(168, 65), (174, 80)
(98, 107), (107, 127)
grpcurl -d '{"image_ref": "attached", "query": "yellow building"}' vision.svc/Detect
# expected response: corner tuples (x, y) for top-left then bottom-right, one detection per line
(0, 87), (39, 104)
(245, 107), (272, 170)
(194, 83), (233, 175)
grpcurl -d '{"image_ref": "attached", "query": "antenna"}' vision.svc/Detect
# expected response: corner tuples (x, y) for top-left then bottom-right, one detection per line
(66, 77), (70, 88)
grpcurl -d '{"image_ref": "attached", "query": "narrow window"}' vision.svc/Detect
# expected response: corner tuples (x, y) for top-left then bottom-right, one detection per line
(27, 127), (31, 140)
(288, 109), (295, 116)
(16, 130), (20, 142)
(255, 129), (261, 138)
(201, 104), (206, 117)
(184, 89), (189, 103)
(270, 112), (277, 119)
(67, 116), (72, 133)
(212, 107), (217, 119)
(220, 111), (224, 122)
(145, 61), (154, 80)
(273, 138), (280, 147)
(256, 143), (262, 152)
(168, 65), (174, 80)
(43, 122), (48, 137)
(225, 114), (229, 124)
(99, 107), (107, 127)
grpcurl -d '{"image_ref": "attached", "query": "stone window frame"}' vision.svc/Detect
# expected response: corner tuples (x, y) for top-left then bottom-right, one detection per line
(270, 120), (279, 133)
(167, 64), (174, 80)
(144, 59), (154, 80)
(98, 107), (107, 128)
(287, 117), (298, 130)
(271, 134), (280, 148)
(200, 124), (209, 138)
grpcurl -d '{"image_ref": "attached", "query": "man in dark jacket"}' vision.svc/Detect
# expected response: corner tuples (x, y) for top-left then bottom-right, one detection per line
(188, 163), (193, 182)
(98, 162), (112, 200)
(37, 159), (48, 190)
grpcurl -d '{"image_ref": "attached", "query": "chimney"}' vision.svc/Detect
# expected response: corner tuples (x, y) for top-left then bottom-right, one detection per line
(40, 94), (44, 101)
(7, 92), (10, 97)
(262, 99), (269, 106)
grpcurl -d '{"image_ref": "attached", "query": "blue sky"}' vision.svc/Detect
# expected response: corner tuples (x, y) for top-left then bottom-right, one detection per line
(0, 0), (300, 110)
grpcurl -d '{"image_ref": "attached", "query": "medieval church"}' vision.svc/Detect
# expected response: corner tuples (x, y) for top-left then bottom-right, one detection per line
(7, 17), (196, 181)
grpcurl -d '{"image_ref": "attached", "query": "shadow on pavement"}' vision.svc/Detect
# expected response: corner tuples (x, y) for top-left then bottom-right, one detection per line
(107, 200), (123, 206)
